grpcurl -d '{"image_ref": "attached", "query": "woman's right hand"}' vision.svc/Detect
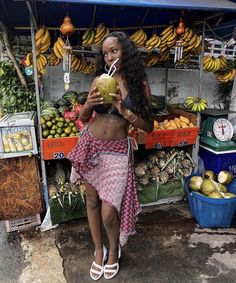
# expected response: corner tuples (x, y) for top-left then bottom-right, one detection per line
(84, 87), (103, 110)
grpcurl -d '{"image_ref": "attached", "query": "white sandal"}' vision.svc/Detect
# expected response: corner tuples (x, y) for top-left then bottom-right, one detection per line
(90, 245), (108, 281)
(104, 245), (121, 280)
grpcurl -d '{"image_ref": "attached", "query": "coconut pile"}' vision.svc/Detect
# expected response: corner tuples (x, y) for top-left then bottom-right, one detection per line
(189, 170), (236, 198)
(135, 148), (195, 190)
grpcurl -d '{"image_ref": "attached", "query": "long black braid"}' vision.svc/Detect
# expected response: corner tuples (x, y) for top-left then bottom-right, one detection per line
(95, 31), (152, 122)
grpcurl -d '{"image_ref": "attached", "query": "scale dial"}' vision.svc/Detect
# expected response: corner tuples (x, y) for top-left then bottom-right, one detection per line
(213, 118), (234, 141)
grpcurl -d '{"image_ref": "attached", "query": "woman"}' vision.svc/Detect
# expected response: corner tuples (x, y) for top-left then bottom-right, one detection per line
(68, 31), (153, 280)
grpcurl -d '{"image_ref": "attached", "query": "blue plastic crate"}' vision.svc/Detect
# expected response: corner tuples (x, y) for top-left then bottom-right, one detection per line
(199, 145), (236, 176)
(185, 174), (236, 228)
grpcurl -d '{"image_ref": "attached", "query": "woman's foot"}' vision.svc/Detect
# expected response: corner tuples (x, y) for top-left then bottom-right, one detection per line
(104, 245), (121, 280)
(90, 246), (107, 280)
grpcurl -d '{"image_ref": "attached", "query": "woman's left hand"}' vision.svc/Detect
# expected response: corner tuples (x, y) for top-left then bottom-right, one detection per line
(109, 89), (127, 117)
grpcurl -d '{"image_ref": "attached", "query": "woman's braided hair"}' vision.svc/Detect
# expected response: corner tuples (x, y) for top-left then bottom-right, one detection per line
(95, 31), (152, 122)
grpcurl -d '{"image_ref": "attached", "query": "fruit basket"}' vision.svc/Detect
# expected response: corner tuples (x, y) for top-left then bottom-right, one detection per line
(185, 174), (236, 228)
(0, 111), (38, 159)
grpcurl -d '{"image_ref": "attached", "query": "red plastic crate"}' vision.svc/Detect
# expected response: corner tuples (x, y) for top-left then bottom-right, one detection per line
(146, 127), (199, 149)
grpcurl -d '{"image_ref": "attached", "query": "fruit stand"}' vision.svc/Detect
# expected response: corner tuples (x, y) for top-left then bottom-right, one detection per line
(0, 0), (236, 230)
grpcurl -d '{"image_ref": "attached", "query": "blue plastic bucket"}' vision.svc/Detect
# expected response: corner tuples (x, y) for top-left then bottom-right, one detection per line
(185, 174), (236, 228)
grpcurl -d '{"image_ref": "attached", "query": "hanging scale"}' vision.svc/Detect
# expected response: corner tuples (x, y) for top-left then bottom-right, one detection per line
(63, 36), (72, 90)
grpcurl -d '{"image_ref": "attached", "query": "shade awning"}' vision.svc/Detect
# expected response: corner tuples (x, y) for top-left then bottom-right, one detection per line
(45, 0), (236, 11)
(0, 0), (235, 40)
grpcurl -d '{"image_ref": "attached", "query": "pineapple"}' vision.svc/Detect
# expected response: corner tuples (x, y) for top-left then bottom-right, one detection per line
(182, 167), (193, 177)
(48, 183), (58, 198)
(157, 157), (167, 169)
(147, 153), (157, 166)
(156, 150), (166, 158)
(55, 168), (66, 185)
(139, 175), (150, 186)
(165, 162), (175, 175)
(159, 170), (169, 184)
(134, 161), (148, 177)
(150, 165), (160, 181)
(181, 158), (192, 169)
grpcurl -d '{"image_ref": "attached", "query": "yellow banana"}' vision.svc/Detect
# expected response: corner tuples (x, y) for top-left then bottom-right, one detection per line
(53, 42), (63, 59)
(153, 37), (161, 48)
(86, 31), (96, 46)
(194, 36), (201, 49)
(57, 37), (65, 49)
(41, 29), (50, 45)
(71, 56), (78, 69)
(40, 54), (48, 66)
(186, 29), (194, 41)
(25, 53), (32, 66)
(95, 23), (106, 40)
(131, 29), (145, 44)
(203, 55), (212, 65)
(35, 26), (46, 41)
(74, 57), (82, 71)
(55, 40), (65, 57)
(188, 34), (198, 47)
(83, 30), (95, 46)
(161, 28), (174, 42)
(160, 25), (174, 37)
(166, 29), (177, 42)
(145, 34), (158, 46)
(82, 29), (92, 41)
(136, 30), (147, 46)
(180, 28), (190, 40)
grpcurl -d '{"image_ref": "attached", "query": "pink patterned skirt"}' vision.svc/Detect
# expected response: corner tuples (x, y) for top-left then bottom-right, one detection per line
(68, 127), (141, 246)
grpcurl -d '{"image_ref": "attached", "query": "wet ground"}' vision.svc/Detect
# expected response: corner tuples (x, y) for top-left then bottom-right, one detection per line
(1, 201), (236, 283)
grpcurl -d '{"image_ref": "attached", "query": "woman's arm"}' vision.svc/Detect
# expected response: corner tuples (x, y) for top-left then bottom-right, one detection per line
(123, 80), (154, 133)
(79, 78), (103, 124)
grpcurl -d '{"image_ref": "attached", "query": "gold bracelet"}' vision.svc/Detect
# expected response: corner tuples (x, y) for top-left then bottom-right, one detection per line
(123, 109), (133, 119)
(128, 114), (138, 123)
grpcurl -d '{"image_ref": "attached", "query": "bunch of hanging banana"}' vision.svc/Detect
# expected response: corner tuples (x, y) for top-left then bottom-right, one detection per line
(185, 96), (208, 112)
(178, 28), (202, 55)
(70, 55), (82, 72)
(36, 54), (47, 74)
(35, 26), (51, 54)
(130, 29), (147, 48)
(82, 60), (96, 75)
(24, 52), (47, 73)
(175, 52), (191, 65)
(145, 34), (162, 51)
(82, 29), (95, 47)
(203, 55), (228, 72)
(143, 52), (160, 67)
(93, 23), (109, 48)
(215, 69), (236, 83)
(159, 50), (170, 62)
(24, 52), (33, 67)
(53, 37), (66, 59)
(159, 25), (177, 53)
(47, 53), (61, 66)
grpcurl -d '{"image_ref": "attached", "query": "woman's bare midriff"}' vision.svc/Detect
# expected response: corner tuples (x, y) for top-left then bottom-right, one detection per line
(88, 113), (128, 141)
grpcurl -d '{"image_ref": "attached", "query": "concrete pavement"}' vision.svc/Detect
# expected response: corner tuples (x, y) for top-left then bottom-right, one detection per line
(1, 201), (236, 283)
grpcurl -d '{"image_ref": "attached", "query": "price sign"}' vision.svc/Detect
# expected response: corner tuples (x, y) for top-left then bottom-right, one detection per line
(53, 152), (65, 159)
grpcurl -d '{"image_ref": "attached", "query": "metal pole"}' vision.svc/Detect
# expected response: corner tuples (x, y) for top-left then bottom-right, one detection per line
(192, 23), (206, 173)
(165, 65), (168, 110)
(29, 7), (49, 208)
(193, 23), (206, 173)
